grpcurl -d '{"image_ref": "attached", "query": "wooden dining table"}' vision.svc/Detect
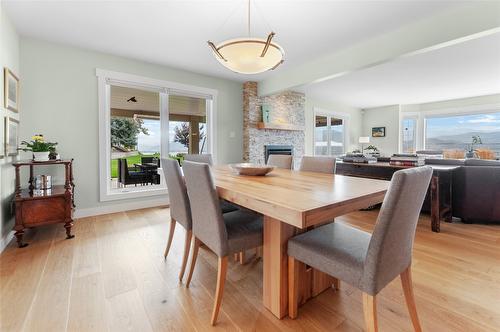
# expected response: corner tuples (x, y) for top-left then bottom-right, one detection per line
(211, 165), (390, 319)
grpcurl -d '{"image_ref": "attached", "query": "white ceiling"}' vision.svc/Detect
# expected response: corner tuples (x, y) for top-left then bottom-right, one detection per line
(300, 32), (500, 109)
(3, 0), (462, 82)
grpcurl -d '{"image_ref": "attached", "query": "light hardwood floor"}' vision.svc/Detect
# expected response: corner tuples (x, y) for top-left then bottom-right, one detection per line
(1, 207), (499, 331)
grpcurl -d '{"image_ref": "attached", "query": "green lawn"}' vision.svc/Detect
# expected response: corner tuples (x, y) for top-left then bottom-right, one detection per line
(111, 154), (158, 178)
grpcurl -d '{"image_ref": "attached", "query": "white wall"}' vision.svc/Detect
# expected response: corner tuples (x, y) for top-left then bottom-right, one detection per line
(305, 97), (362, 155)
(361, 105), (400, 156)
(409, 93), (500, 113)
(0, 5), (20, 248)
(19, 37), (243, 216)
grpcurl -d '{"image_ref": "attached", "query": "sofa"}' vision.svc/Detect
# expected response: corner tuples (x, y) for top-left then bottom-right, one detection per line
(452, 159), (500, 223)
(425, 158), (500, 223)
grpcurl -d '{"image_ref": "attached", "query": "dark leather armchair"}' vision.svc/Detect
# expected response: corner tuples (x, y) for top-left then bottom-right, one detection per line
(452, 159), (500, 223)
(118, 158), (147, 186)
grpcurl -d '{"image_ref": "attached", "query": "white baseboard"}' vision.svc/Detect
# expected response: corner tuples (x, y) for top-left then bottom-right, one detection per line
(74, 197), (169, 219)
(0, 231), (15, 254)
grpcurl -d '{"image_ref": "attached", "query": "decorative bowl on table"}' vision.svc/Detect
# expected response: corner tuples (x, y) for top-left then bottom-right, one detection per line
(229, 163), (275, 176)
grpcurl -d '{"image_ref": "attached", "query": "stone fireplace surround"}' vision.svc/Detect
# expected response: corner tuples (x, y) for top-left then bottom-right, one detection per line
(242, 82), (305, 169)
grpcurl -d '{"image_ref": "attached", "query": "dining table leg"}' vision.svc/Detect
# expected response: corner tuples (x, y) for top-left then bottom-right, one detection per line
(262, 215), (336, 319)
(263, 216), (295, 319)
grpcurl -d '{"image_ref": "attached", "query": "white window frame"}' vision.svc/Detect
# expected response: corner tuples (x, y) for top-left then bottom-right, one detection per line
(97, 69), (218, 202)
(313, 107), (350, 156)
(400, 113), (419, 153)
(399, 103), (500, 152)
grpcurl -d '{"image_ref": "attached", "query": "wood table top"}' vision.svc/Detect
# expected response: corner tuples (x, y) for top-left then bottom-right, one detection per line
(212, 165), (390, 228)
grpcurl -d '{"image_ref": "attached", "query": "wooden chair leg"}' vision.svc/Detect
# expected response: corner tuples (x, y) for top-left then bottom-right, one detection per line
(233, 253), (239, 262)
(255, 246), (262, 258)
(178, 230), (192, 282)
(288, 256), (300, 319)
(362, 293), (378, 332)
(186, 237), (201, 288)
(332, 277), (340, 291)
(211, 256), (228, 326)
(239, 251), (246, 264)
(164, 218), (176, 260)
(401, 266), (422, 332)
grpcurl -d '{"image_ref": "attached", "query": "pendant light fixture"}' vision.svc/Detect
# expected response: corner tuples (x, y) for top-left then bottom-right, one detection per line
(207, 0), (284, 74)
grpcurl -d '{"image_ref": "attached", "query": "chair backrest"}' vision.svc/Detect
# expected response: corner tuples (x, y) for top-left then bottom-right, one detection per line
(183, 154), (213, 165)
(299, 156), (336, 173)
(161, 158), (192, 230)
(120, 158), (130, 178)
(141, 156), (154, 164)
(267, 154), (293, 169)
(117, 159), (123, 183)
(182, 161), (228, 257)
(361, 166), (432, 294)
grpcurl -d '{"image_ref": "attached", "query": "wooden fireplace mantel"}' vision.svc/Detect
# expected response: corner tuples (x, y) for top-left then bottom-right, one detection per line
(257, 122), (304, 131)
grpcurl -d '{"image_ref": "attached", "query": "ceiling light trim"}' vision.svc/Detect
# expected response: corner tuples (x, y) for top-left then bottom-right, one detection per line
(207, 0), (284, 75)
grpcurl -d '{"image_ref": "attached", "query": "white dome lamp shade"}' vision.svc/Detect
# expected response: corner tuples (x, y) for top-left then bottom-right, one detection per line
(207, 1), (284, 74)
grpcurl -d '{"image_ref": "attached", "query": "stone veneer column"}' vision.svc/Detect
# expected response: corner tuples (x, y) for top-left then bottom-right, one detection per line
(243, 81), (258, 162)
(242, 81), (305, 167)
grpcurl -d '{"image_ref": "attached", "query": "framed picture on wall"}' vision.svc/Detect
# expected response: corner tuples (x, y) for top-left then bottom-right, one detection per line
(372, 126), (386, 137)
(5, 117), (20, 156)
(4, 68), (20, 113)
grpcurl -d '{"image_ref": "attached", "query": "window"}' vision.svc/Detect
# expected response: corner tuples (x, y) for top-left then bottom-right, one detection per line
(314, 109), (349, 156)
(168, 95), (208, 156)
(109, 85), (163, 191)
(425, 112), (500, 159)
(97, 69), (217, 201)
(401, 117), (417, 153)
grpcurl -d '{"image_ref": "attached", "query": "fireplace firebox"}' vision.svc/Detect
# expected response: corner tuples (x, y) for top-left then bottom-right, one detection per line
(264, 145), (293, 164)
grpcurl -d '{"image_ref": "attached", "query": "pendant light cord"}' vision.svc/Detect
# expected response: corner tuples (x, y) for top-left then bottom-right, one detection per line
(247, 0), (251, 36)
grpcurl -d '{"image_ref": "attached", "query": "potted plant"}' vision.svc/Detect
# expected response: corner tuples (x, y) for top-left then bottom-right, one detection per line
(465, 135), (482, 159)
(365, 145), (380, 156)
(19, 135), (58, 162)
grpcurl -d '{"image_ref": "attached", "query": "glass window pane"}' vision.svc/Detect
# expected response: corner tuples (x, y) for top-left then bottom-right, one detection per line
(314, 115), (328, 155)
(168, 95), (207, 157)
(425, 112), (500, 159)
(330, 117), (344, 156)
(402, 118), (416, 153)
(199, 122), (207, 153)
(169, 121), (190, 154)
(109, 85), (162, 190)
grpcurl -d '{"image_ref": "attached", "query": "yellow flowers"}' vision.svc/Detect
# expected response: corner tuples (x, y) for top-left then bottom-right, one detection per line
(31, 135), (45, 142)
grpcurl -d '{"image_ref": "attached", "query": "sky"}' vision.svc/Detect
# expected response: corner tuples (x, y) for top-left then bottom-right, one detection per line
(137, 119), (160, 152)
(426, 112), (500, 138)
(137, 119), (192, 153)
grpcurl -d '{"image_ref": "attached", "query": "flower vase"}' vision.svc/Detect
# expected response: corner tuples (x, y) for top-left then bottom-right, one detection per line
(33, 151), (50, 162)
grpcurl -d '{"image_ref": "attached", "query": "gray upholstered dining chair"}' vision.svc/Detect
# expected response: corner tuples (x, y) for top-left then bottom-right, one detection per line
(183, 153), (238, 214)
(299, 156), (336, 173)
(288, 166), (433, 332)
(162, 158), (193, 282)
(162, 158), (239, 281)
(183, 161), (263, 325)
(183, 153), (214, 165)
(267, 154), (293, 169)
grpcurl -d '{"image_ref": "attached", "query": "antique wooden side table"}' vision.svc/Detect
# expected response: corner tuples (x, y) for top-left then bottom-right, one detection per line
(12, 159), (75, 247)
